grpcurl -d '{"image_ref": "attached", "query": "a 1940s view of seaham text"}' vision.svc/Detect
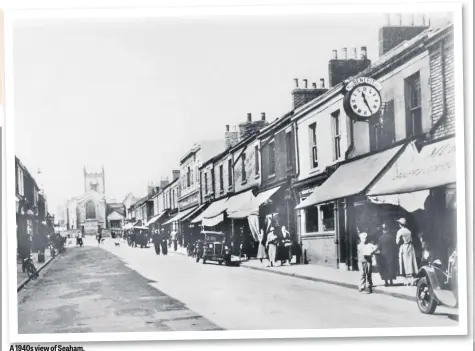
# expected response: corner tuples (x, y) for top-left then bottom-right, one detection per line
(13, 12), (459, 333)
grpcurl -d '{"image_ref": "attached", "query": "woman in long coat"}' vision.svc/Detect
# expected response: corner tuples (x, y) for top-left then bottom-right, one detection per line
(266, 227), (278, 267)
(256, 229), (268, 266)
(376, 223), (397, 286)
(396, 218), (418, 285)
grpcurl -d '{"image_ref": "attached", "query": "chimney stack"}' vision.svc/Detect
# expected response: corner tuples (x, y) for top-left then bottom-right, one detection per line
(312, 82), (317, 89)
(378, 16), (429, 56)
(261, 112), (266, 121)
(294, 78), (299, 88)
(320, 78), (325, 88)
(225, 125), (230, 132)
(247, 113), (252, 122)
(225, 122), (239, 148)
(352, 47), (357, 59)
(303, 79), (308, 88)
(342, 48), (347, 59)
(361, 46), (367, 59)
(172, 170), (180, 181)
(332, 49), (338, 59)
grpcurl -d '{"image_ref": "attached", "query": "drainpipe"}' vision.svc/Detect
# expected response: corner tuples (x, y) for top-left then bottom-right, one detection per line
(429, 40), (447, 136)
(345, 119), (355, 159)
(293, 122), (304, 263)
(334, 202), (340, 269)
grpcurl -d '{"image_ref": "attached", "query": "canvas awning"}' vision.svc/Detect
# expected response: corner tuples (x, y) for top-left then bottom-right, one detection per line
(202, 213), (225, 227)
(181, 204), (207, 221)
(145, 211), (167, 226)
(367, 138), (456, 196)
(224, 190), (255, 218)
(191, 197), (229, 224)
(296, 144), (404, 210)
(133, 226), (149, 230)
(107, 211), (124, 221)
(228, 186), (281, 218)
(162, 206), (198, 225)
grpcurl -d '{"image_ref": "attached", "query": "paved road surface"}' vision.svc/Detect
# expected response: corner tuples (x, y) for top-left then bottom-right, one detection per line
(17, 236), (458, 333)
(17, 245), (221, 333)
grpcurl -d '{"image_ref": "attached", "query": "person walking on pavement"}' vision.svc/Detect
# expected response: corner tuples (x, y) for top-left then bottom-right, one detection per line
(256, 229), (268, 266)
(96, 232), (102, 246)
(357, 232), (378, 294)
(152, 229), (161, 255)
(376, 223), (397, 287)
(161, 229), (168, 255)
(281, 226), (292, 265)
(171, 229), (178, 251)
(266, 227), (278, 267)
(396, 217), (418, 285)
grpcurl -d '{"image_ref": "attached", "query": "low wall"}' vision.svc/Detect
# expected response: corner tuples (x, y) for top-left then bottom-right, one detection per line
(301, 233), (337, 267)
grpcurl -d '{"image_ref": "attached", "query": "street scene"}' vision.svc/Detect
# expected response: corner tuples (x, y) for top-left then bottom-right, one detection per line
(12, 10), (460, 334)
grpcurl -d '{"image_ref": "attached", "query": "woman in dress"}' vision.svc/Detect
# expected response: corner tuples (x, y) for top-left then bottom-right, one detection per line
(257, 229), (268, 266)
(396, 218), (418, 285)
(376, 223), (397, 286)
(266, 227), (278, 267)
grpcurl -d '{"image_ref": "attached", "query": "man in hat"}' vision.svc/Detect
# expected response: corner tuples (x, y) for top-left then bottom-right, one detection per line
(357, 232), (378, 293)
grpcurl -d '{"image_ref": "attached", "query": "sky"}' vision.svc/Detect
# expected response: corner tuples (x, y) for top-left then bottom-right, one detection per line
(12, 12), (451, 216)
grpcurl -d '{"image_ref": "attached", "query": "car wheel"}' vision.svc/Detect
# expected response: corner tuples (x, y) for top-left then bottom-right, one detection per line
(218, 261), (223, 265)
(202, 258), (206, 264)
(416, 276), (438, 314)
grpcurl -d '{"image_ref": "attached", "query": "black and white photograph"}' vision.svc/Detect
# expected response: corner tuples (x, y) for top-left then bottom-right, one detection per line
(2, 1), (471, 348)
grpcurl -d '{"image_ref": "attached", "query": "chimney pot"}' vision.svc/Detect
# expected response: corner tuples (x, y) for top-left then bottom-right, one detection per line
(303, 79), (308, 88)
(247, 113), (252, 122)
(225, 125), (230, 132)
(332, 49), (338, 59)
(294, 78), (299, 88)
(312, 82), (317, 89)
(261, 112), (266, 121)
(320, 78), (325, 88)
(353, 47), (357, 59)
(360, 46), (367, 59)
(342, 48), (347, 59)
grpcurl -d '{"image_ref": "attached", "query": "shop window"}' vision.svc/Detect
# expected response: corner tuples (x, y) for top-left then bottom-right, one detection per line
(285, 132), (293, 170)
(331, 110), (341, 161)
(241, 152), (247, 181)
(255, 145), (259, 175)
(405, 72), (423, 138)
(320, 203), (335, 232)
(268, 141), (276, 175)
(186, 167), (191, 188)
(305, 206), (319, 233)
(309, 123), (318, 168)
(228, 159), (233, 186)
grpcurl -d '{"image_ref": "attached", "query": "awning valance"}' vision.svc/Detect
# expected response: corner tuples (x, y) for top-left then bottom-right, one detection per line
(202, 213), (225, 227)
(296, 144), (404, 210)
(191, 197), (229, 224)
(145, 211), (167, 226)
(162, 206), (198, 226)
(224, 190), (255, 218)
(181, 204), (206, 221)
(228, 186), (281, 219)
(367, 138), (456, 196)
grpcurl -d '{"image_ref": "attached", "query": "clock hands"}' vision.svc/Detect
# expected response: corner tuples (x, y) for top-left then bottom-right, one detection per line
(361, 92), (372, 115)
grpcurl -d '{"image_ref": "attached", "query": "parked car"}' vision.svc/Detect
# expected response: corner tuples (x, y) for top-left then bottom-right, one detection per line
(132, 226), (150, 248)
(195, 231), (231, 265)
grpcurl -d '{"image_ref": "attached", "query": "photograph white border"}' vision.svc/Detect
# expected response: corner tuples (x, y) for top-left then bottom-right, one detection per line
(3, 1), (468, 344)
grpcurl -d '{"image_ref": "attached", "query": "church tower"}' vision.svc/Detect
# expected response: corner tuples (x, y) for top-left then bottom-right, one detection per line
(84, 166), (106, 195)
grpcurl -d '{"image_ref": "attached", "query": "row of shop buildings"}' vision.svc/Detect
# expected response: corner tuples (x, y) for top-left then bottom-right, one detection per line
(128, 20), (457, 269)
(15, 156), (55, 260)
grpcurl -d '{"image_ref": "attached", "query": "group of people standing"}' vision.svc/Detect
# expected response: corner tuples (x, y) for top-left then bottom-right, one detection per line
(256, 223), (293, 267)
(151, 229), (179, 255)
(357, 217), (424, 294)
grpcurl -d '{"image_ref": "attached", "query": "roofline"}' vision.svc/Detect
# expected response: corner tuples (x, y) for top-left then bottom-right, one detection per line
(179, 144), (201, 164)
(258, 111), (294, 138)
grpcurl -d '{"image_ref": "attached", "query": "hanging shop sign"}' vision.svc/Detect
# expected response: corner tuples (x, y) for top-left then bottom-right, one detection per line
(342, 77), (383, 122)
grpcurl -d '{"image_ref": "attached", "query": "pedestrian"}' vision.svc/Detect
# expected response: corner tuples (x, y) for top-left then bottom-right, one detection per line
(256, 229), (268, 266)
(357, 232), (378, 294)
(152, 230), (161, 255)
(266, 227), (278, 267)
(161, 230), (168, 255)
(376, 223), (397, 287)
(281, 226), (292, 265)
(275, 225), (289, 266)
(96, 232), (102, 246)
(171, 229), (178, 251)
(396, 217), (419, 285)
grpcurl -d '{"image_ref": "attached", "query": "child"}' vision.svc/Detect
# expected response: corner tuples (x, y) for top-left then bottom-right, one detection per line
(357, 232), (378, 294)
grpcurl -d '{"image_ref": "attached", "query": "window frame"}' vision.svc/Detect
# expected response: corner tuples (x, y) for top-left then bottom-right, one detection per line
(331, 110), (342, 161)
(219, 164), (224, 192)
(241, 152), (247, 182)
(303, 202), (336, 235)
(309, 123), (318, 168)
(254, 145), (260, 175)
(228, 158), (233, 187)
(285, 131), (293, 170)
(405, 71), (423, 138)
(204, 172), (208, 195)
(268, 140), (276, 175)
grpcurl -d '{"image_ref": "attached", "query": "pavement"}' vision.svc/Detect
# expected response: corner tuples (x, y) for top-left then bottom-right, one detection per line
(17, 243), (221, 334)
(17, 248), (54, 291)
(169, 245), (417, 301)
(97, 237), (458, 331)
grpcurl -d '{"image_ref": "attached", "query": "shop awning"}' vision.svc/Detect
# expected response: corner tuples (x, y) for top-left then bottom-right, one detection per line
(181, 204), (207, 221)
(133, 225), (149, 230)
(367, 138), (456, 196)
(202, 213), (225, 227)
(145, 211), (167, 226)
(225, 190), (255, 218)
(228, 186), (281, 219)
(162, 206), (198, 226)
(191, 197), (229, 224)
(296, 144), (404, 210)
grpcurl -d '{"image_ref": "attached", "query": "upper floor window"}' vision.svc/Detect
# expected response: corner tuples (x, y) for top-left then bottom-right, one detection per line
(268, 141), (276, 175)
(241, 152), (247, 181)
(370, 100), (395, 152)
(285, 131), (293, 170)
(86, 201), (96, 219)
(204, 172), (208, 194)
(254, 145), (260, 175)
(187, 167), (191, 188)
(309, 123), (318, 168)
(228, 158), (233, 187)
(331, 111), (342, 161)
(219, 165), (224, 191)
(405, 72), (423, 138)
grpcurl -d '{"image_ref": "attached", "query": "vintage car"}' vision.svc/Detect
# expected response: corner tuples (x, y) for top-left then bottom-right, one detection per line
(416, 250), (458, 314)
(132, 226), (150, 248)
(195, 231), (231, 265)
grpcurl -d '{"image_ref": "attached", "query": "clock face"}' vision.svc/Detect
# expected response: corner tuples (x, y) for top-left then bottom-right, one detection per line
(348, 84), (382, 118)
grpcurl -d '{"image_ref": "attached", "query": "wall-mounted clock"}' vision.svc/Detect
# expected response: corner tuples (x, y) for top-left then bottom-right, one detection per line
(342, 77), (383, 122)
